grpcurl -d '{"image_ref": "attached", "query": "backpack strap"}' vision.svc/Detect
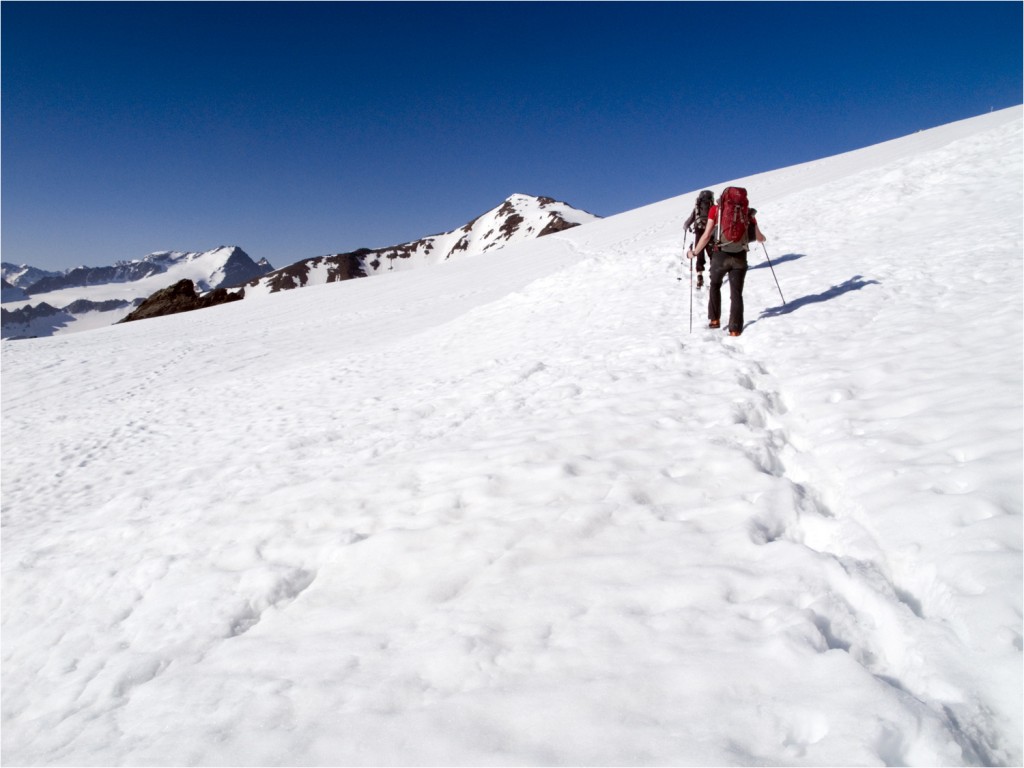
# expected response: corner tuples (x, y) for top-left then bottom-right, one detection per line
(714, 199), (722, 250)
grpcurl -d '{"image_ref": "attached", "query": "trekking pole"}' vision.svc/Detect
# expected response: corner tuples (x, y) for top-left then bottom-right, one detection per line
(689, 247), (694, 333)
(683, 235), (693, 333)
(677, 234), (689, 282)
(761, 242), (786, 305)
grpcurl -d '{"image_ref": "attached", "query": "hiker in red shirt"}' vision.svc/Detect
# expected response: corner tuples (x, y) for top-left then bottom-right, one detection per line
(687, 188), (765, 336)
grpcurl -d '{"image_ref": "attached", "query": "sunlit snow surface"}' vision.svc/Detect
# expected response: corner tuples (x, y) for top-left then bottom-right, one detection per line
(2, 108), (1021, 766)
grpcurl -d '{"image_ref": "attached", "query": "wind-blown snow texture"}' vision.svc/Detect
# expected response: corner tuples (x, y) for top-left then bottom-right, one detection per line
(2, 108), (1021, 766)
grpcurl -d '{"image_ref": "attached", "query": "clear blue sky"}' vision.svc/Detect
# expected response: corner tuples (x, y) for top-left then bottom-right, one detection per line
(3, 1), (1021, 272)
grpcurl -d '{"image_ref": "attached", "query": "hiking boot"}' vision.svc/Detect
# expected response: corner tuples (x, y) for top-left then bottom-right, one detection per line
(696, 273), (704, 288)
(728, 330), (742, 337)
(708, 320), (720, 329)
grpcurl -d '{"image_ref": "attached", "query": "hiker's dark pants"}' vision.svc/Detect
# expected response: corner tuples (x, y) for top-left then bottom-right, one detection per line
(693, 228), (710, 272)
(709, 250), (748, 332)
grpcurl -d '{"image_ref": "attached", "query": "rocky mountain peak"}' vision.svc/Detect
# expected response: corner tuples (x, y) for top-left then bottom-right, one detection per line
(245, 194), (599, 298)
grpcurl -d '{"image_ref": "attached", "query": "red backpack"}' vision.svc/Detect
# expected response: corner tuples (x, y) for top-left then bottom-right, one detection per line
(715, 187), (750, 253)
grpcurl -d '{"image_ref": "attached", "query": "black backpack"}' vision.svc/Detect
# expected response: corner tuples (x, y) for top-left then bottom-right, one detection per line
(693, 190), (714, 230)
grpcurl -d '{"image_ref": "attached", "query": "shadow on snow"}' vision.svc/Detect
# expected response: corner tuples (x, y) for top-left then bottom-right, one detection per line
(758, 275), (881, 319)
(748, 252), (807, 271)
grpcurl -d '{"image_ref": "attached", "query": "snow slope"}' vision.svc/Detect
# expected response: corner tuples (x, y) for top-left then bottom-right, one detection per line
(2, 107), (1021, 766)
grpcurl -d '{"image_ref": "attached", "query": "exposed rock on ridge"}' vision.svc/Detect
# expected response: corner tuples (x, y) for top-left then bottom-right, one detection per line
(245, 194), (599, 296)
(251, 251), (367, 294)
(119, 280), (242, 324)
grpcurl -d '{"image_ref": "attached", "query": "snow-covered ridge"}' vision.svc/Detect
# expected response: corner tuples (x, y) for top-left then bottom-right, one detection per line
(243, 193), (599, 297)
(392, 192), (599, 265)
(0, 262), (61, 290)
(378, 192), (599, 269)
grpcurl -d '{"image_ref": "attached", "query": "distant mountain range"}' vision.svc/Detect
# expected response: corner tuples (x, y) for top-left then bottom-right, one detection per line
(1, 248), (273, 295)
(2, 194), (599, 338)
(2, 263), (60, 293)
(1, 247), (273, 339)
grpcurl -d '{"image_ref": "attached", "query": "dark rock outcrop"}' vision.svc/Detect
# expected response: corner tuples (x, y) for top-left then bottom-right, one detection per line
(119, 279), (242, 324)
(537, 216), (580, 237)
(246, 251), (367, 293)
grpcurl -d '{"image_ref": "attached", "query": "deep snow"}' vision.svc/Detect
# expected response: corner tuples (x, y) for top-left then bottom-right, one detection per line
(2, 107), (1021, 766)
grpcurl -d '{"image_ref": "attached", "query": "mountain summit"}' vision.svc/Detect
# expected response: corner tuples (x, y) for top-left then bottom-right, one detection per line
(244, 194), (599, 296)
